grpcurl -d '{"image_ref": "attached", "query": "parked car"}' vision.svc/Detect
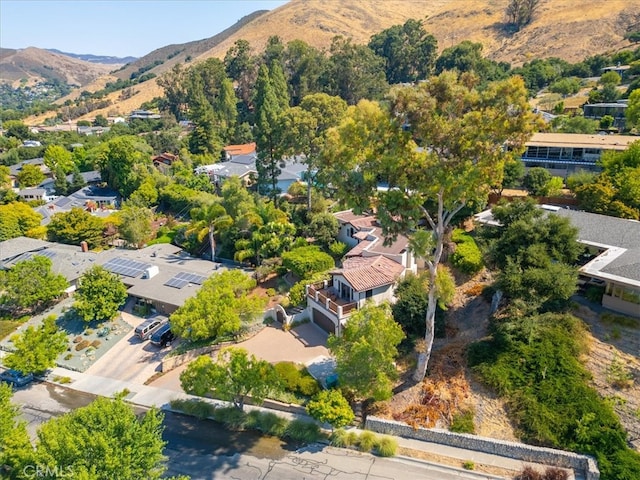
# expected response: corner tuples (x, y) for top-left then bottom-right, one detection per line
(150, 323), (175, 347)
(0, 369), (34, 388)
(135, 317), (165, 341)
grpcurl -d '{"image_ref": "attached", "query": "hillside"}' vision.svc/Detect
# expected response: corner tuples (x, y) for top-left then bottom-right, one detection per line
(0, 47), (116, 87)
(26, 0), (640, 123)
(47, 49), (137, 65)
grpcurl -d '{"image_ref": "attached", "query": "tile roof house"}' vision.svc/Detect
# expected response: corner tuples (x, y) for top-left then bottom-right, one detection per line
(35, 185), (120, 225)
(306, 210), (416, 335)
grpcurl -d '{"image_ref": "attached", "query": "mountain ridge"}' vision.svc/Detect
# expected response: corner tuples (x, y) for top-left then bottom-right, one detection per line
(46, 49), (137, 65)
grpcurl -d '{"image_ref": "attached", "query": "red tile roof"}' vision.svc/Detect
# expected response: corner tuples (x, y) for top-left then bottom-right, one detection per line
(332, 255), (404, 291)
(223, 142), (256, 156)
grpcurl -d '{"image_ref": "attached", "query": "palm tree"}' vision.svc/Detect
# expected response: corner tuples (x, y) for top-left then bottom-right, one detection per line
(186, 203), (232, 261)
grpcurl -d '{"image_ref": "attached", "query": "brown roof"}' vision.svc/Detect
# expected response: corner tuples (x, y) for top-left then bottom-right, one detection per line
(332, 255), (404, 291)
(223, 142), (256, 156)
(334, 210), (377, 229)
(526, 133), (636, 151)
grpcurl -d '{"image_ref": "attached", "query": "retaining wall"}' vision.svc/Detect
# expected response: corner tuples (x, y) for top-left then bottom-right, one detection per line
(364, 416), (599, 480)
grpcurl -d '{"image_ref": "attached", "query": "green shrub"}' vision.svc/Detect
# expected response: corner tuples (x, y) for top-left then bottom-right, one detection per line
(329, 241), (349, 259)
(245, 411), (288, 437)
(375, 436), (398, 457)
(288, 281), (308, 307)
(169, 399), (215, 419)
(450, 410), (475, 434)
(297, 375), (320, 396)
(274, 362), (301, 392)
(357, 431), (377, 452)
(213, 406), (247, 430)
(600, 312), (639, 328)
(330, 428), (349, 447)
(64, 353), (72, 360)
(451, 239), (483, 274)
(585, 285), (604, 303)
(265, 288), (276, 297)
(284, 419), (322, 444)
(346, 431), (359, 446)
(462, 461), (475, 470)
(282, 246), (334, 279)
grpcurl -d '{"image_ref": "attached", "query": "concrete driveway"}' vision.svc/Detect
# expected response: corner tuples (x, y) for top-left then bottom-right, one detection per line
(149, 322), (330, 392)
(85, 312), (174, 384)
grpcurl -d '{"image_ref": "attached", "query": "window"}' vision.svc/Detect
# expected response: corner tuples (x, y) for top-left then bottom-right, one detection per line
(365, 289), (373, 299)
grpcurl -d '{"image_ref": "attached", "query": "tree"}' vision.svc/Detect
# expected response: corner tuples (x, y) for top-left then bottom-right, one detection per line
(185, 201), (232, 261)
(626, 89), (640, 129)
(118, 205), (154, 249)
(392, 273), (429, 338)
(523, 167), (552, 195)
(180, 348), (279, 410)
(306, 389), (354, 429)
(3, 315), (67, 374)
(281, 245), (334, 279)
(34, 395), (166, 479)
(599, 71), (621, 86)
(47, 207), (104, 248)
(327, 304), (404, 401)
(322, 73), (537, 382)
(74, 266), (127, 322)
(43, 144), (74, 174)
(368, 19), (438, 84)
(281, 93), (347, 210)
(0, 202), (43, 240)
(254, 63), (287, 202)
(170, 270), (266, 341)
(0, 256), (68, 314)
(0, 384), (33, 476)
(53, 165), (69, 196)
(96, 135), (152, 198)
(506, 0), (540, 31)
(325, 36), (388, 105)
(551, 115), (598, 134)
(305, 212), (339, 248)
(93, 114), (109, 127)
(16, 163), (45, 187)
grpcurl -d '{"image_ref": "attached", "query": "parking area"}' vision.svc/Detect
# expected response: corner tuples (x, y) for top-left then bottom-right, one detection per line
(149, 322), (330, 392)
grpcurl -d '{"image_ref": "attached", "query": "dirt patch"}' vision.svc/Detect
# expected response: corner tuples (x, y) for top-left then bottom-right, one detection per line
(378, 269), (518, 441)
(253, 274), (284, 309)
(572, 303), (640, 451)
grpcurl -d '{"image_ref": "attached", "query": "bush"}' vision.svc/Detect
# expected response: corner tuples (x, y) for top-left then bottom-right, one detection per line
(357, 431), (377, 452)
(63, 354), (72, 361)
(75, 340), (90, 351)
(330, 428), (350, 447)
(169, 399), (215, 419)
(265, 288), (276, 297)
(282, 246), (334, 279)
(450, 410), (475, 434)
(297, 375), (320, 397)
(542, 467), (568, 480)
(462, 461), (475, 470)
(284, 419), (322, 444)
(288, 281), (308, 307)
(515, 466), (542, 480)
(329, 241), (349, 259)
(375, 436), (398, 457)
(450, 229), (483, 274)
(274, 362), (320, 396)
(585, 285), (604, 303)
(245, 411), (287, 437)
(213, 406), (247, 430)
(90, 340), (101, 348)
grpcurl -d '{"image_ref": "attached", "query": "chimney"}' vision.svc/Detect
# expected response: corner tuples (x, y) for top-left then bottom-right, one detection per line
(80, 241), (89, 252)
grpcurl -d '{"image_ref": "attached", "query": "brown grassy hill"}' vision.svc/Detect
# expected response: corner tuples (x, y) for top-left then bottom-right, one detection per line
(0, 47), (115, 87)
(27, 0), (640, 124)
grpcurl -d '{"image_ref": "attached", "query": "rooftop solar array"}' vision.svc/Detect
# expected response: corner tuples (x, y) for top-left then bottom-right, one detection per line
(7, 249), (56, 266)
(103, 257), (151, 278)
(164, 272), (208, 289)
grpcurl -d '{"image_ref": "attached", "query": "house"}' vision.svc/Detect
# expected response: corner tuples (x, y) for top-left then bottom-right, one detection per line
(474, 207), (640, 318)
(335, 210), (417, 272)
(520, 132), (637, 177)
(152, 153), (179, 173)
(9, 158), (50, 188)
(35, 185), (120, 225)
(77, 126), (110, 136)
(582, 101), (628, 130)
(21, 140), (42, 147)
(306, 210), (416, 335)
(17, 188), (49, 202)
(38, 170), (102, 196)
(129, 109), (162, 120)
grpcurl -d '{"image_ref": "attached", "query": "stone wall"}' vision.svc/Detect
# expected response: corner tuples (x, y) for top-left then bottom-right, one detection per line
(364, 416), (600, 480)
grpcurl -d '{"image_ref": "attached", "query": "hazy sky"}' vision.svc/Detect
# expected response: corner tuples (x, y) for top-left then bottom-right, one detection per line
(0, 0), (289, 58)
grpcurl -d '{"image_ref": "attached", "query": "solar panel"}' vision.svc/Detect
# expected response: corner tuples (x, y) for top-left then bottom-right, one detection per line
(35, 250), (56, 259)
(103, 257), (151, 278)
(164, 277), (189, 289)
(175, 272), (207, 285)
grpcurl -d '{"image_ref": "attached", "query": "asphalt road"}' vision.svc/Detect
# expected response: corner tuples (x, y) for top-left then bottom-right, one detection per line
(12, 383), (501, 480)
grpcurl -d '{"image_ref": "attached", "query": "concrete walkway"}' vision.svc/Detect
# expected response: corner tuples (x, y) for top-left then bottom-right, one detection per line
(46, 366), (579, 480)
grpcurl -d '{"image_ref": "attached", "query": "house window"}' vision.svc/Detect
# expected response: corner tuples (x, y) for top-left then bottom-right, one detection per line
(347, 227), (354, 237)
(365, 289), (373, 299)
(340, 282), (353, 301)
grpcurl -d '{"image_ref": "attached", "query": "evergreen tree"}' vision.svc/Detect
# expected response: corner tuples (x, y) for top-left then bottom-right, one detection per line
(53, 165), (69, 196)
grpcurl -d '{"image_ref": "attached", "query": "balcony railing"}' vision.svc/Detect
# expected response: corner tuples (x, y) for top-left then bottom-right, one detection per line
(307, 281), (357, 319)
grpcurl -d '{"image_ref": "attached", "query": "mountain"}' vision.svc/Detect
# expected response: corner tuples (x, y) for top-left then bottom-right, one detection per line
(27, 0), (640, 122)
(0, 47), (116, 87)
(46, 49), (137, 65)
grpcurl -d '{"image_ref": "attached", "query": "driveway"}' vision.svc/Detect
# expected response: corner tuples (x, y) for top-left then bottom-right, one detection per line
(85, 312), (174, 384)
(149, 322), (330, 392)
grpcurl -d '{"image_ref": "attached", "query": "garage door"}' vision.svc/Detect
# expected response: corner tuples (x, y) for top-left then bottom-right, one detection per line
(311, 308), (336, 334)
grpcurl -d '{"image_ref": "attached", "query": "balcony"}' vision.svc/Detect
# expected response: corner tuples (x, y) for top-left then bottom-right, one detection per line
(307, 281), (358, 319)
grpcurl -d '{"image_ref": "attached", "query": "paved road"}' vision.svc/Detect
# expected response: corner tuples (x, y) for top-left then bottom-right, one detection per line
(11, 383), (502, 480)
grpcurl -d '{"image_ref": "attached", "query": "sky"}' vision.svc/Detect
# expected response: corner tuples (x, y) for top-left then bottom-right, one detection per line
(0, 0), (289, 58)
